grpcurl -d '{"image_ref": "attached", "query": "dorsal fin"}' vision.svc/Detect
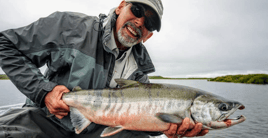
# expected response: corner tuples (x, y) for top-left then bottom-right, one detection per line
(114, 79), (140, 88)
(72, 86), (82, 91)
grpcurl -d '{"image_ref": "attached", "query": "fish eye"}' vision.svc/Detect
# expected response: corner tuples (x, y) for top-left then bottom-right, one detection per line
(218, 103), (229, 111)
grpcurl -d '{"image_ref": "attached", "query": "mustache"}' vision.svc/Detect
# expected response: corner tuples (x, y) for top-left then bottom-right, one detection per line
(123, 22), (142, 38)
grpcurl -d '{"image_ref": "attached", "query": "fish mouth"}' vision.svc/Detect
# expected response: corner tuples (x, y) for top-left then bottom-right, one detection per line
(205, 115), (246, 129)
(225, 115), (246, 125)
(205, 105), (246, 129)
(217, 104), (245, 121)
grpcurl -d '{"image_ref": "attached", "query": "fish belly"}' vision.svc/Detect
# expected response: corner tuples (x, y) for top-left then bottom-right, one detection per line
(92, 102), (170, 131)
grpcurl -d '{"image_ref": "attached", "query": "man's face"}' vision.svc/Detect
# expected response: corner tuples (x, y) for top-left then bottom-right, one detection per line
(115, 2), (154, 48)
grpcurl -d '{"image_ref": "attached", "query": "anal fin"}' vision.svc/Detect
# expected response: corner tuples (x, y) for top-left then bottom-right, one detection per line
(100, 126), (124, 137)
(70, 107), (91, 134)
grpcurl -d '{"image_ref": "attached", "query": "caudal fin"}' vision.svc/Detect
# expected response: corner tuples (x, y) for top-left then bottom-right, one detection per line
(70, 107), (91, 134)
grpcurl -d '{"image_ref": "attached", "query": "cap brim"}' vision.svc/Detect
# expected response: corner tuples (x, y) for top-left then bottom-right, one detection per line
(126, 0), (161, 32)
(156, 16), (161, 32)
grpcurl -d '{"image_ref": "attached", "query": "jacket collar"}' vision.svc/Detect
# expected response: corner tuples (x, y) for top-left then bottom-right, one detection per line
(100, 8), (117, 54)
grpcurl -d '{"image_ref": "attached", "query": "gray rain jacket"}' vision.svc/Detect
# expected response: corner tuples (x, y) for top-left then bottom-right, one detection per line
(0, 11), (156, 134)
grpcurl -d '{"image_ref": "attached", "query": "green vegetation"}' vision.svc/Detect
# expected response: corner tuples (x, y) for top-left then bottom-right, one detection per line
(149, 76), (167, 79)
(209, 74), (268, 84)
(149, 76), (210, 80)
(0, 74), (9, 80)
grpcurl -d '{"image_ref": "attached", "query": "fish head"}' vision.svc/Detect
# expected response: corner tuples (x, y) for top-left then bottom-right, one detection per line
(190, 94), (246, 129)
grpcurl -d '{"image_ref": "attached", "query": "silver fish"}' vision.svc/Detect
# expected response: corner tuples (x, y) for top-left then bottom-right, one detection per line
(62, 79), (246, 137)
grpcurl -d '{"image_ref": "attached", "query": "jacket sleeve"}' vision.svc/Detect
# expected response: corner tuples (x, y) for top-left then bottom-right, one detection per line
(0, 12), (76, 107)
(0, 34), (57, 107)
(136, 74), (150, 83)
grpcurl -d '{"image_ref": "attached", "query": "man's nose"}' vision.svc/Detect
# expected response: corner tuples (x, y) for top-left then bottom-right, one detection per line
(134, 17), (145, 29)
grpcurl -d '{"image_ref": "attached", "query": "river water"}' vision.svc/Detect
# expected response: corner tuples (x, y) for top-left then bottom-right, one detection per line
(0, 79), (267, 138)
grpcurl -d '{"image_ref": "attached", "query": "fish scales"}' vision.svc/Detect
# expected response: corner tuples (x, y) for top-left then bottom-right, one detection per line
(65, 87), (193, 130)
(62, 79), (246, 137)
(101, 86), (192, 116)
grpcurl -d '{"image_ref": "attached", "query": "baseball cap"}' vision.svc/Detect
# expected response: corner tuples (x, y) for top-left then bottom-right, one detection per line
(125, 0), (163, 32)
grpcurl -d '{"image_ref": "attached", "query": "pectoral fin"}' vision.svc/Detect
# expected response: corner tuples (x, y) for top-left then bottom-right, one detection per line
(70, 107), (91, 134)
(100, 126), (124, 137)
(155, 112), (183, 124)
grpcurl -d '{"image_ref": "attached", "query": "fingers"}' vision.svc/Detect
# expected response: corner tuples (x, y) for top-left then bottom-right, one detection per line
(47, 103), (69, 119)
(197, 129), (209, 136)
(55, 115), (64, 119)
(56, 86), (70, 111)
(163, 123), (178, 138)
(177, 117), (190, 135)
(46, 98), (70, 112)
(59, 100), (70, 111)
(163, 118), (209, 138)
(54, 111), (69, 119)
(45, 85), (71, 119)
(55, 112), (68, 117)
(163, 117), (195, 138)
(47, 102), (69, 119)
(163, 118), (192, 138)
(182, 123), (203, 137)
(46, 103), (69, 114)
(169, 123), (178, 135)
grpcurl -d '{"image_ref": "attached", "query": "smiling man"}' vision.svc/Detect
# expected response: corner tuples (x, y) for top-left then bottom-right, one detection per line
(114, 1), (156, 49)
(0, 0), (208, 138)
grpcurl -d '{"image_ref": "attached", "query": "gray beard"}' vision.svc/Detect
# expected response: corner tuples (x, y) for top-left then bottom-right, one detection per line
(117, 29), (138, 47)
(117, 22), (142, 47)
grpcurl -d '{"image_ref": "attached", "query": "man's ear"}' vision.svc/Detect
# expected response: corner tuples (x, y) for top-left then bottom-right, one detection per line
(143, 32), (153, 43)
(115, 1), (126, 15)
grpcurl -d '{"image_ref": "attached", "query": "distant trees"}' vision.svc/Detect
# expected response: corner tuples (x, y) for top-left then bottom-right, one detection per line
(148, 76), (210, 80)
(148, 76), (168, 79)
(209, 74), (268, 84)
(0, 74), (9, 80)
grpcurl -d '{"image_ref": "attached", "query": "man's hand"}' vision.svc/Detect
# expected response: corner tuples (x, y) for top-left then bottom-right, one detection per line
(163, 117), (209, 138)
(44, 85), (70, 119)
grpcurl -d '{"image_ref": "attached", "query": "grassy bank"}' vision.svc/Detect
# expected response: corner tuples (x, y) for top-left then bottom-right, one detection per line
(209, 74), (268, 84)
(0, 74), (9, 80)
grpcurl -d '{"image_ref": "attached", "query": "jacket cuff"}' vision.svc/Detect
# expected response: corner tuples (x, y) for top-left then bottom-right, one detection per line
(35, 81), (57, 108)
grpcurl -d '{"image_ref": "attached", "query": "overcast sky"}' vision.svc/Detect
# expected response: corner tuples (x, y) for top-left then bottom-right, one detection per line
(0, 0), (267, 78)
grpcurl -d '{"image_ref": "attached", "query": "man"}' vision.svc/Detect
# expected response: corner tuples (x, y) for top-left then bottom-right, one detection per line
(0, 0), (208, 137)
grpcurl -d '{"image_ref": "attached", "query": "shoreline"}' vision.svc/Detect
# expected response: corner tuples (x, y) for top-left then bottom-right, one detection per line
(149, 76), (210, 80)
(149, 74), (268, 84)
(2, 74), (267, 84)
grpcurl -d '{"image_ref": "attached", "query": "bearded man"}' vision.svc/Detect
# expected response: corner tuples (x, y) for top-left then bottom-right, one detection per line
(0, 0), (208, 137)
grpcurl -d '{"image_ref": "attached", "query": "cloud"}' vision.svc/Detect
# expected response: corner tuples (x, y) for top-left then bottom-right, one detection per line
(146, 0), (268, 77)
(0, 0), (267, 78)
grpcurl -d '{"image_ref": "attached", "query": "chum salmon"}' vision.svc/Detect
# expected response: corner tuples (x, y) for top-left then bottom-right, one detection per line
(62, 79), (246, 137)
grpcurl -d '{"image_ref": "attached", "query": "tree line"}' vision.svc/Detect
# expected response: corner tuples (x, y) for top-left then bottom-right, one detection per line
(0, 74), (9, 80)
(209, 74), (268, 84)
